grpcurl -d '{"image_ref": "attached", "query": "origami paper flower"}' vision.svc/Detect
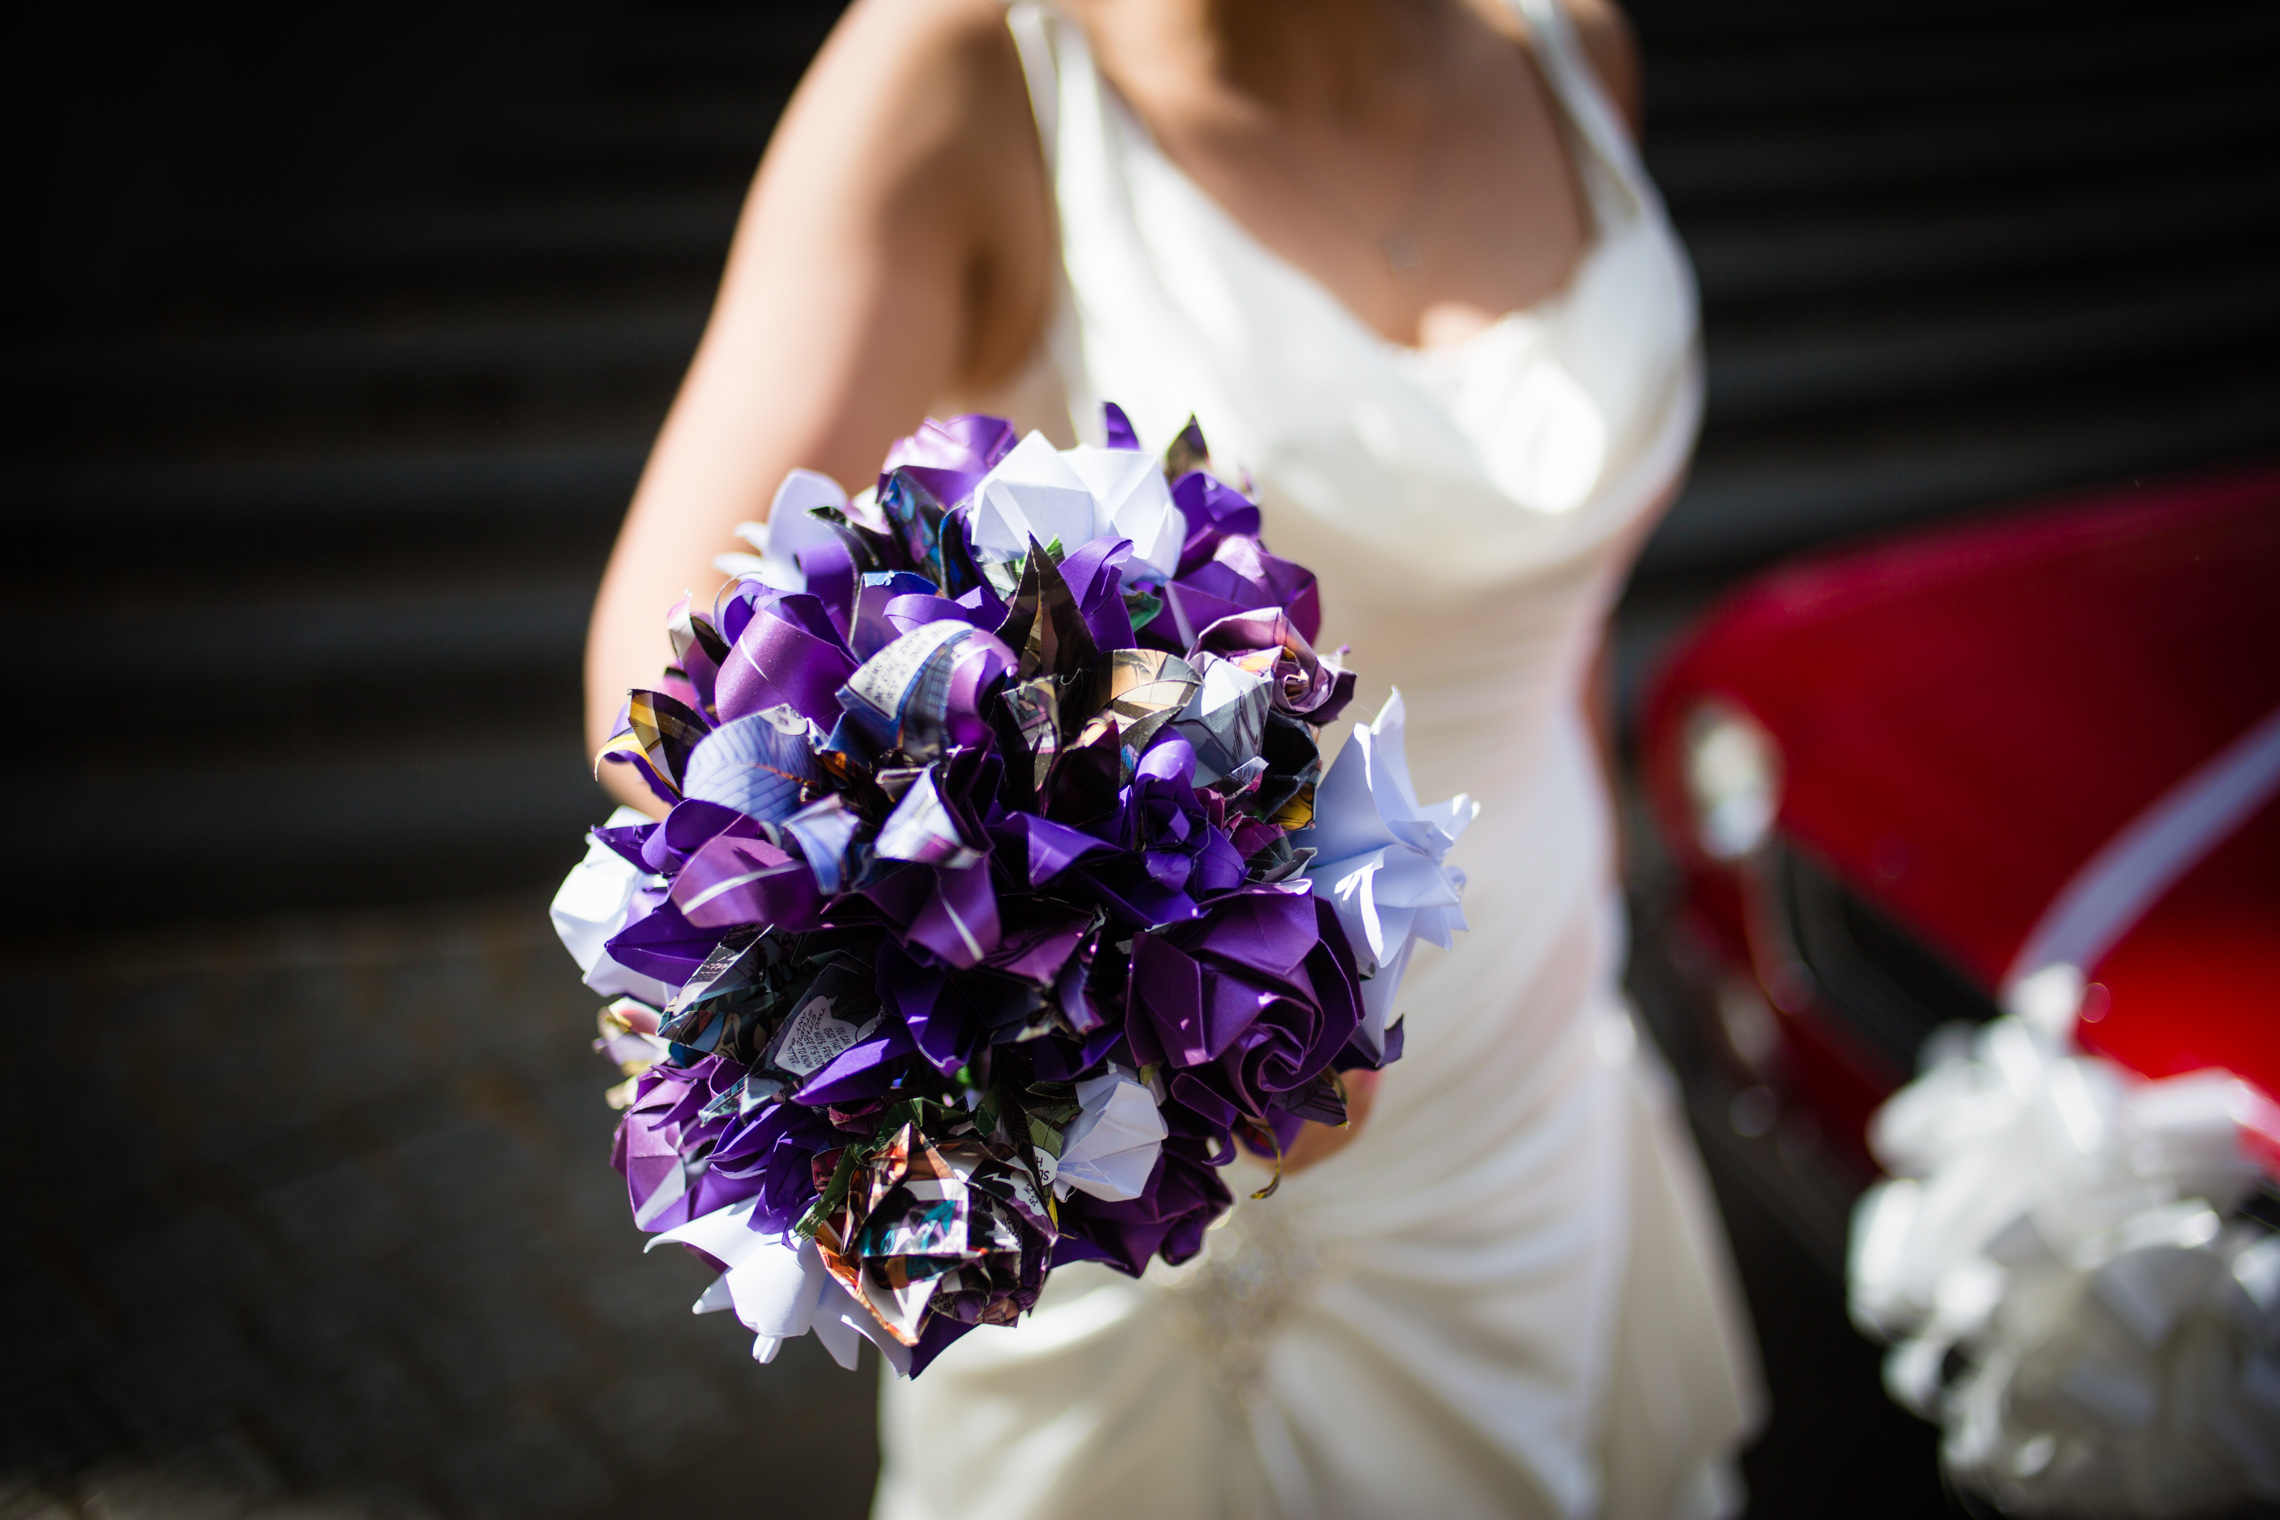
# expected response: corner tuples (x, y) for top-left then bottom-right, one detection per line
(1124, 883), (1364, 1141)
(551, 807), (675, 1005)
(714, 587), (857, 731)
(1294, 690), (1478, 1064)
(1188, 609), (1356, 725)
(970, 432), (1184, 580)
(1168, 468), (1261, 573)
(648, 1195), (916, 1374)
(1050, 1070), (1168, 1202)
(1162, 533), (1322, 648)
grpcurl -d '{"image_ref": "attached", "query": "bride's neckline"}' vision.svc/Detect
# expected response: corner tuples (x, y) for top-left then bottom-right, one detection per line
(1076, 20), (1620, 363)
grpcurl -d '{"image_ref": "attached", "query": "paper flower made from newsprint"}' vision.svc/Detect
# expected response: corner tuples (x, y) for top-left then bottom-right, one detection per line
(1848, 975), (2280, 1514)
(551, 407), (1474, 1377)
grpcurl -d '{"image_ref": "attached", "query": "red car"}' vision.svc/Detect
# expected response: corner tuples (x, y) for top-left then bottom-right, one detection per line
(1639, 465), (2280, 1175)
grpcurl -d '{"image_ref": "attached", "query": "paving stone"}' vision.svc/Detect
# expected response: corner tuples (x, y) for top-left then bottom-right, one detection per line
(3, 896), (878, 1516)
(0, 1475), (79, 1520)
(424, 1413), (612, 1519)
(247, 1163), (413, 1279)
(79, 1213), (287, 1332)
(83, 1314), (269, 1448)
(75, 1427), (286, 1520)
(0, 1273), (107, 1395)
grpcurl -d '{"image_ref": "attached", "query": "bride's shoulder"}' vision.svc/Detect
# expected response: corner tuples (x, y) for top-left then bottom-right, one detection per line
(745, 0), (1051, 383)
(765, 0), (1042, 228)
(799, 0), (1035, 146)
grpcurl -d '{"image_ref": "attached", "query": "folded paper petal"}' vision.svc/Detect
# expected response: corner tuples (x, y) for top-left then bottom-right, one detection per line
(753, 470), (851, 593)
(672, 833), (823, 932)
(716, 592), (859, 730)
(681, 707), (822, 824)
(1295, 690), (1477, 1063)
(972, 432), (1102, 563)
(1064, 445), (1182, 580)
(1055, 1072), (1169, 1202)
(552, 807), (659, 979)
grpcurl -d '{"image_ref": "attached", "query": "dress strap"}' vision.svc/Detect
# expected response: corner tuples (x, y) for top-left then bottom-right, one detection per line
(1508, 0), (1649, 223)
(1005, 2), (1062, 175)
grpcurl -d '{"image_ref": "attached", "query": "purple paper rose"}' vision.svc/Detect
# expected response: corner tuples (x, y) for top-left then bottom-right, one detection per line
(1187, 609), (1356, 725)
(1162, 534), (1323, 649)
(1122, 883), (1364, 1141)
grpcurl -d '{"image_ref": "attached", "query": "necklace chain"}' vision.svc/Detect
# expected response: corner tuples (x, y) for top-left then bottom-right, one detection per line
(1276, 104), (1445, 278)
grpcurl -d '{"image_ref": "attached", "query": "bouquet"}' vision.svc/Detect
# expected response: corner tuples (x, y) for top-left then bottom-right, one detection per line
(551, 406), (1475, 1376)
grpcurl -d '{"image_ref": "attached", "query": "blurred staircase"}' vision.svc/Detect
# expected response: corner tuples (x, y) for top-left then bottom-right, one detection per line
(1626, 0), (2280, 636)
(2, 2), (842, 926)
(4, 0), (2276, 929)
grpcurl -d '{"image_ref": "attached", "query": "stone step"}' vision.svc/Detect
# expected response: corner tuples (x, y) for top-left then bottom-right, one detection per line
(1650, 84), (2275, 207)
(1682, 162), (2280, 304)
(1651, 370), (2280, 574)
(1, 310), (702, 462)
(1703, 263), (2280, 423)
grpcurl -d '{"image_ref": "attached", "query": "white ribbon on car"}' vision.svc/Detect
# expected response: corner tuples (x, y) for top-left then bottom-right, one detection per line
(2002, 703), (2280, 1008)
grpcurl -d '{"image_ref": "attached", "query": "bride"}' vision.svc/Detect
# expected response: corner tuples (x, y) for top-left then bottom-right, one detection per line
(586, 0), (1762, 1514)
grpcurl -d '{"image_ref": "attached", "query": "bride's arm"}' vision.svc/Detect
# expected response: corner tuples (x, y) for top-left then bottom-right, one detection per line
(583, 0), (1049, 809)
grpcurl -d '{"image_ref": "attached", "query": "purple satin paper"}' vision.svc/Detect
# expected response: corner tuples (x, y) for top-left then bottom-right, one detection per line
(1057, 535), (1138, 652)
(1055, 1139), (1231, 1276)
(1170, 470), (1262, 574)
(1101, 401), (1142, 452)
(672, 833), (823, 933)
(715, 591), (859, 730)
(1164, 535), (1323, 648)
(1124, 884), (1362, 1134)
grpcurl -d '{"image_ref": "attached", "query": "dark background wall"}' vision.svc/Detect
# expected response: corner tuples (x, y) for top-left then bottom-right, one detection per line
(2, 2), (2275, 1516)
(6, 0), (2276, 930)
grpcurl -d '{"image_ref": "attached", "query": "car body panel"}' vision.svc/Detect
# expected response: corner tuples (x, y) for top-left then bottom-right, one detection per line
(1643, 464), (2280, 1151)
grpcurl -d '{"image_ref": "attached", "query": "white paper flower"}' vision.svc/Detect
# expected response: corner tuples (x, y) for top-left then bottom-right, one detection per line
(550, 807), (675, 1005)
(1051, 1071), (1168, 1202)
(1849, 1007), (2280, 1511)
(646, 1197), (913, 1375)
(1293, 690), (1478, 1061)
(970, 432), (1183, 579)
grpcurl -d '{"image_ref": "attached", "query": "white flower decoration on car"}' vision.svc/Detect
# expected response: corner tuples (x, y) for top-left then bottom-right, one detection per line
(1293, 690), (1478, 1063)
(1849, 993), (2280, 1512)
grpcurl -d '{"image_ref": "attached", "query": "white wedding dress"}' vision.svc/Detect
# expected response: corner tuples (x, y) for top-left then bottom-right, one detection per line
(876, 3), (1763, 1516)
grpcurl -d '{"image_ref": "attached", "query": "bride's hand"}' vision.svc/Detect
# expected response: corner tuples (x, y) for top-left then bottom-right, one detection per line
(1270, 1068), (1382, 1177)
